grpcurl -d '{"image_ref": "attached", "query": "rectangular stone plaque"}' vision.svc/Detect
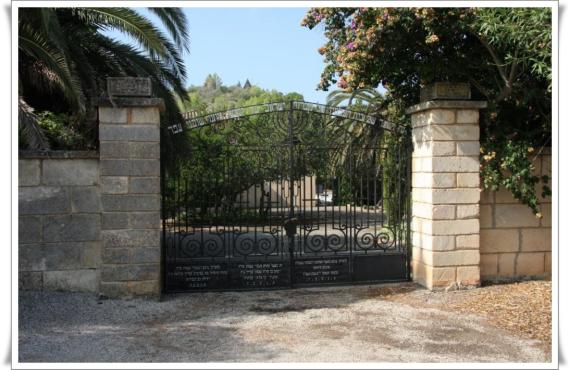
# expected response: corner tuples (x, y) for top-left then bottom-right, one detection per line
(420, 82), (471, 101)
(165, 262), (230, 290)
(107, 77), (152, 97)
(234, 261), (289, 289)
(294, 256), (350, 285)
(164, 260), (291, 291)
(164, 254), (408, 291)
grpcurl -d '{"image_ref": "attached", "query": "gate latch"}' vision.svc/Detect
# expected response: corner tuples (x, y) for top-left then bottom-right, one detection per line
(284, 217), (298, 237)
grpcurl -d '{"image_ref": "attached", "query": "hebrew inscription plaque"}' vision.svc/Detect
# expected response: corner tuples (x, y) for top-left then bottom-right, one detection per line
(107, 77), (152, 97)
(294, 257), (350, 285)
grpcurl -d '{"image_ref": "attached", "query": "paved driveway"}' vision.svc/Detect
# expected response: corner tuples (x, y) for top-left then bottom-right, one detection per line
(18, 283), (549, 363)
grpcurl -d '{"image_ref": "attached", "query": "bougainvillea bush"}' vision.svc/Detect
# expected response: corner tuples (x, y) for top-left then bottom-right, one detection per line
(302, 7), (551, 215)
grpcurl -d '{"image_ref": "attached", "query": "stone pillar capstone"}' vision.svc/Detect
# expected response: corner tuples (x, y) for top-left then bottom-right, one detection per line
(406, 83), (487, 290)
(95, 77), (164, 298)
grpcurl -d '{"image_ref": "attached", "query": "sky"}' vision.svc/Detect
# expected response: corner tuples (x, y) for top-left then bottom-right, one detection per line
(108, 7), (337, 103)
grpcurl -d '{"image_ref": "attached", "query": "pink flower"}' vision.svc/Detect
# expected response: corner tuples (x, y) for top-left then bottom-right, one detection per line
(337, 76), (348, 89)
(346, 42), (356, 50)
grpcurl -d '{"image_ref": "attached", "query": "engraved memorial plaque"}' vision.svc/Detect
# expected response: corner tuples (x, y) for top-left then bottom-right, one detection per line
(294, 256), (350, 285)
(165, 260), (292, 291)
(107, 77), (152, 97)
(233, 261), (290, 289)
(165, 262), (230, 290)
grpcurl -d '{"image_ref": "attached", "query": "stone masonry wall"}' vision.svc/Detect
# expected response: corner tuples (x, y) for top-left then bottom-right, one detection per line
(408, 102), (485, 290)
(479, 150), (552, 280)
(19, 151), (101, 292)
(19, 78), (163, 299)
(98, 103), (162, 298)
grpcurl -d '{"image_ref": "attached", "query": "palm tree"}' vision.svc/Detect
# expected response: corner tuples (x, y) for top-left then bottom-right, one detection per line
(325, 87), (394, 168)
(18, 7), (190, 149)
(326, 87), (410, 226)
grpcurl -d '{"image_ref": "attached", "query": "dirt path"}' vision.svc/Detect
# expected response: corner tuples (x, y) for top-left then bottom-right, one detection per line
(18, 282), (550, 363)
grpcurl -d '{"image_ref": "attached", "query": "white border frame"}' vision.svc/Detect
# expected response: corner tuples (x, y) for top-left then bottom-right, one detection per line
(11, 1), (560, 369)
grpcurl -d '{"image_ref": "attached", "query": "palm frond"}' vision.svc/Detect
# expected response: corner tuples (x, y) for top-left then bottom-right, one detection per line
(148, 8), (190, 53)
(73, 8), (187, 82)
(39, 8), (67, 54)
(72, 8), (168, 58)
(154, 31), (187, 81)
(20, 59), (61, 94)
(325, 87), (390, 169)
(18, 97), (49, 149)
(18, 24), (84, 112)
(18, 6), (191, 150)
(88, 33), (188, 100)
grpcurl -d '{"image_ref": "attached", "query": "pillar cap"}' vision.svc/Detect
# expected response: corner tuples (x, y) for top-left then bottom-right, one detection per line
(405, 100), (487, 115)
(420, 82), (471, 101)
(93, 77), (165, 111)
(92, 96), (165, 111)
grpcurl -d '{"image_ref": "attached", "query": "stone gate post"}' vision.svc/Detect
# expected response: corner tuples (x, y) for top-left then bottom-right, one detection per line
(95, 77), (164, 298)
(406, 83), (487, 290)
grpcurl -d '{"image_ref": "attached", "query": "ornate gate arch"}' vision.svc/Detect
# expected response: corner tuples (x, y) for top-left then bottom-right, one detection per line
(162, 101), (411, 292)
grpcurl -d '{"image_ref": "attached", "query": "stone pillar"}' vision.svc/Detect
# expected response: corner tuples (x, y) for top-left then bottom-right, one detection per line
(406, 83), (487, 290)
(95, 77), (164, 298)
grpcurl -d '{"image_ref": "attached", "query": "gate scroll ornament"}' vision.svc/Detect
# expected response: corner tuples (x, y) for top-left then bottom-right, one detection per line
(162, 101), (411, 292)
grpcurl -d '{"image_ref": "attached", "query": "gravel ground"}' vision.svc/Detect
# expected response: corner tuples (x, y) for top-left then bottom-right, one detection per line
(18, 282), (551, 363)
(368, 280), (552, 354)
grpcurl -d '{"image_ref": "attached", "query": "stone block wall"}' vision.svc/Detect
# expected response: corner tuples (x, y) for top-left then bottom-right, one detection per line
(479, 150), (552, 280)
(19, 79), (551, 296)
(407, 101), (486, 290)
(19, 151), (101, 292)
(97, 101), (162, 298)
(18, 78), (164, 299)
(406, 84), (551, 290)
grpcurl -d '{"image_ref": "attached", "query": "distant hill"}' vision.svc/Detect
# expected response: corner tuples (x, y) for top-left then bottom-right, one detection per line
(180, 73), (304, 115)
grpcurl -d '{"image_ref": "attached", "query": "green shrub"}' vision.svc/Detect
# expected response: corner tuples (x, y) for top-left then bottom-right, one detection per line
(36, 111), (94, 150)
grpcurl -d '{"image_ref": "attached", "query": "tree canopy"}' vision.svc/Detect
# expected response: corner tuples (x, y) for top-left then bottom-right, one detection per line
(18, 7), (190, 150)
(302, 7), (552, 214)
(167, 77), (332, 221)
(180, 75), (303, 114)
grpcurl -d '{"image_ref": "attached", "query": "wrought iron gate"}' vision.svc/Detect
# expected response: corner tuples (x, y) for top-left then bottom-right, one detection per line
(162, 101), (411, 292)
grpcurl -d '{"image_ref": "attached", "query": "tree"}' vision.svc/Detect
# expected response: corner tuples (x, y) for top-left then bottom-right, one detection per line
(167, 78), (321, 222)
(203, 73), (223, 91)
(302, 7), (551, 214)
(181, 77), (303, 114)
(325, 88), (410, 226)
(18, 7), (190, 149)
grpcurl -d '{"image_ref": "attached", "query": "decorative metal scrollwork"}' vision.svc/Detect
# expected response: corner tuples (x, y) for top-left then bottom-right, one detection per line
(178, 233), (201, 258)
(354, 226), (397, 252)
(163, 100), (412, 292)
(233, 233), (279, 257)
(303, 231), (347, 253)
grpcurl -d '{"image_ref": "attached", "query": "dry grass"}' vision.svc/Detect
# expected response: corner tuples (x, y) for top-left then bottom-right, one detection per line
(449, 280), (552, 348)
(368, 280), (552, 352)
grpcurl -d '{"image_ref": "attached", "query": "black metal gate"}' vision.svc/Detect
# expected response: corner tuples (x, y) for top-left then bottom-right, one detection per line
(162, 101), (411, 292)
